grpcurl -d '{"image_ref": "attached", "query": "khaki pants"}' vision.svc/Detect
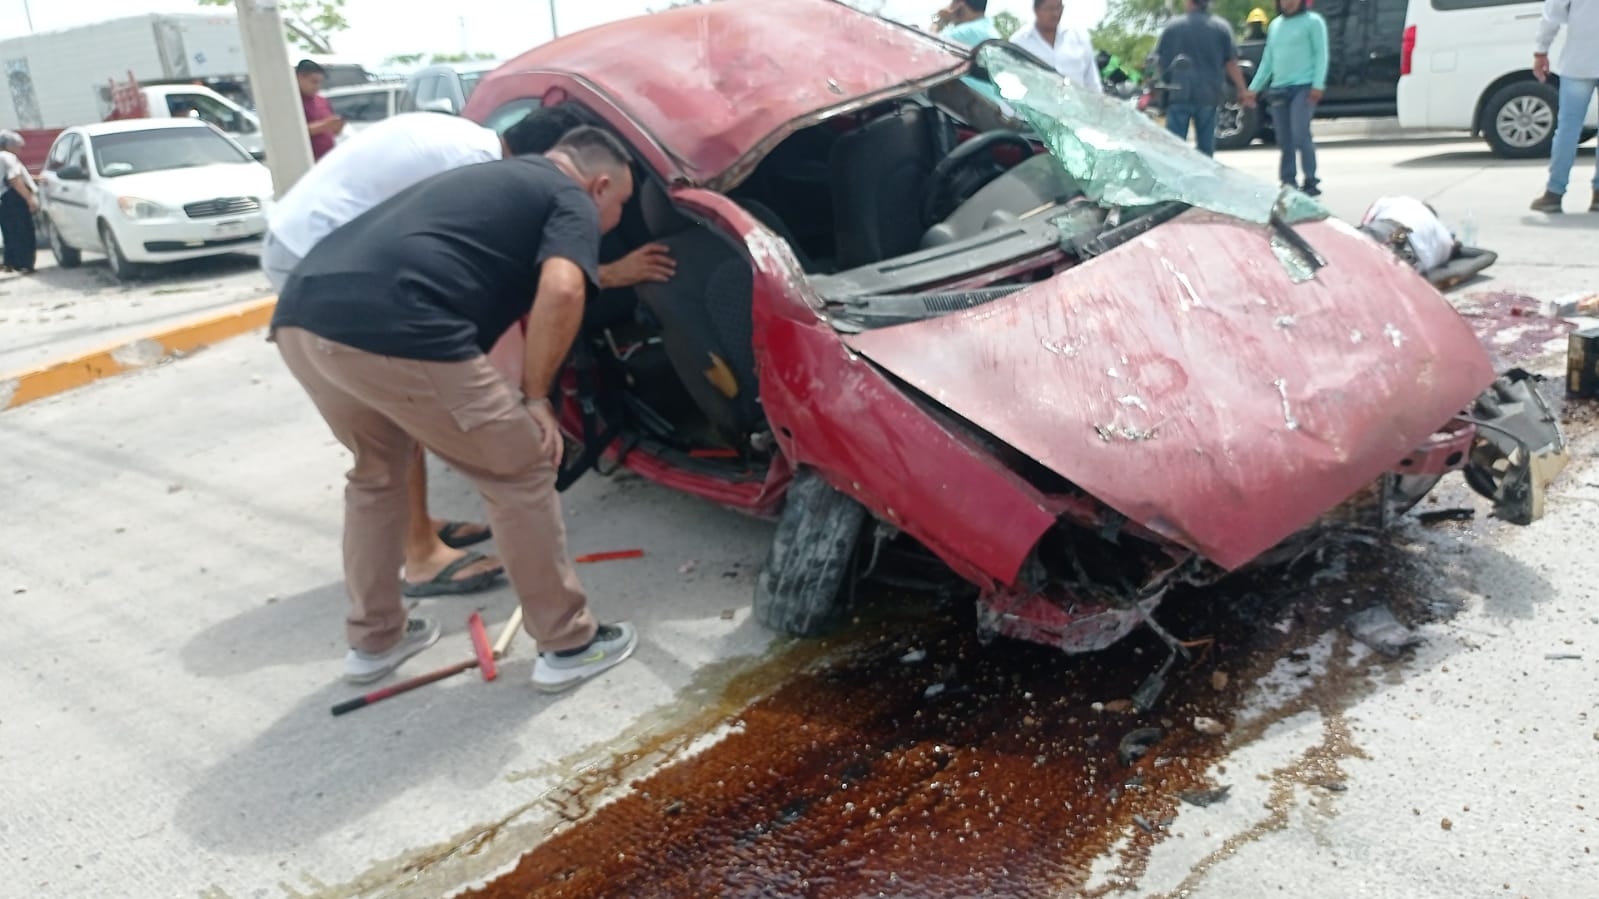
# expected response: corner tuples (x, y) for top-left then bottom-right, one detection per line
(274, 326), (596, 654)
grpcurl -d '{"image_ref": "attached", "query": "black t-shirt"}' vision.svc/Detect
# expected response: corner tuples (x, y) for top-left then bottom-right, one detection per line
(272, 155), (601, 361)
(1155, 12), (1239, 109)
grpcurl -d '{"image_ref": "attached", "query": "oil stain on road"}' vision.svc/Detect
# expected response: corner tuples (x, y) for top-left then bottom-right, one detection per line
(456, 535), (1459, 899)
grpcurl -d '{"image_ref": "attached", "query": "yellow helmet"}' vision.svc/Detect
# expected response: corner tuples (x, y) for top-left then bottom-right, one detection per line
(1247, 7), (1269, 23)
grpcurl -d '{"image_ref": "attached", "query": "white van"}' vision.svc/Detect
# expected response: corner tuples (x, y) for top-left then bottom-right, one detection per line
(1398, 0), (1598, 158)
(119, 83), (266, 159)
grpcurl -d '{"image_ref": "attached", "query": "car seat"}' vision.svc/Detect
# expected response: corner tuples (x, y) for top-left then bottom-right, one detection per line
(632, 180), (763, 444)
(828, 105), (952, 270)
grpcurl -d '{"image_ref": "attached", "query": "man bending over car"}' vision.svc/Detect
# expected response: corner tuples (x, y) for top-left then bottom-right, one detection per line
(264, 110), (671, 600)
(271, 126), (644, 693)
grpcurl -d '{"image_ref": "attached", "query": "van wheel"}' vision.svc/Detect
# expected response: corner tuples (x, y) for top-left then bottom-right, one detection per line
(1214, 100), (1260, 151)
(1483, 81), (1559, 159)
(100, 222), (143, 282)
(753, 467), (868, 638)
(47, 216), (81, 268)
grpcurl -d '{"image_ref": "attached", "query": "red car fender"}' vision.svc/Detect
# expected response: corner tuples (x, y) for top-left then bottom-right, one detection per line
(672, 188), (1062, 589)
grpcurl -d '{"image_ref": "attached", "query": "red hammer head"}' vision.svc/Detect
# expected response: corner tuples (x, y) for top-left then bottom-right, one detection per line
(468, 611), (497, 682)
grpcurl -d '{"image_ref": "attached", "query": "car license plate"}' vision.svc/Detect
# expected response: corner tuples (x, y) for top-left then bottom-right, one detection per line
(213, 220), (248, 238)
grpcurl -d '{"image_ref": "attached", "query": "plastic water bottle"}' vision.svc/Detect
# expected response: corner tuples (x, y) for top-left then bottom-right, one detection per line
(1459, 209), (1478, 248)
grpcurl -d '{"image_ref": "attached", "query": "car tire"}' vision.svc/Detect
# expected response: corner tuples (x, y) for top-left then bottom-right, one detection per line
(1483, 81), (1559, 159)
(1214, 100), (1261, 151)
(47, 216), (82, 268)
(100, 222), (143, 282)
(753, 467), (868, 638)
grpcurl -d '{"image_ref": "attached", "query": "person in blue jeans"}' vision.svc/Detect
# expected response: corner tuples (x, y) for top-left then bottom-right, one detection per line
(1155, 0), (1254, 157)
(1248, 0), (1329, 195)
(1529, 0), (1599, 213)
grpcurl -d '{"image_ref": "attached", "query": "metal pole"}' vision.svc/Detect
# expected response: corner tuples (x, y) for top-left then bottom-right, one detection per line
(22, 0), (34, 32)
(234, 0), (314, 197)
(548, 0), (559, 39)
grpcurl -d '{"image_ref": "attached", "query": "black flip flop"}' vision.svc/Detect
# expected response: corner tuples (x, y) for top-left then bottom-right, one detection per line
(401, 551), (505, 598)
(437, 520), (493, 549)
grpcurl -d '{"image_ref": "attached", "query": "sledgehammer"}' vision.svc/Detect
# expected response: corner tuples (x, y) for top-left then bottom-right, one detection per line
(331, 611), (497, 717)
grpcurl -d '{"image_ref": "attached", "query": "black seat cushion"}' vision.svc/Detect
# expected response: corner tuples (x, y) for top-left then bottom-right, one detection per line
(829, 106), (946, 270)
(633, 226), (761, 443)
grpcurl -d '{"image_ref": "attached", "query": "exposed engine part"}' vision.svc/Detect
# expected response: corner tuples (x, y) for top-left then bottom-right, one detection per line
(1460, 369), (1569, 524)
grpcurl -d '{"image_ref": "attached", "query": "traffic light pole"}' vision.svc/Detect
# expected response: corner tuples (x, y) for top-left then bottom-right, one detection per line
(234, 0), (314, 197)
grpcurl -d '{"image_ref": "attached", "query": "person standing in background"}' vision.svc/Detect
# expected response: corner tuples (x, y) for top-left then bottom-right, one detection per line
(1011, 0), (1103, 93)
(1154, 0), (1254, 157)
(1528, 0), (1599, 213)
(296, 59), (344, 162)
(0, 130), (38, 275)
(1248, 0), (1329, 195)
(933, 0), (999, 46)
(1243, 7), (1270, 41)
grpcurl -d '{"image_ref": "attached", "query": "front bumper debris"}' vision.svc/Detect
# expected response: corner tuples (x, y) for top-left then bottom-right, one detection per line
(1461, 369), (1568, 525)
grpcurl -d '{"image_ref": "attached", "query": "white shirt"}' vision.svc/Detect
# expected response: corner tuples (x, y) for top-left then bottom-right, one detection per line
(267, 112), (504, 258)
(1536, 0), (1599, 79)
(1010, 22), (1103, 93)
(1362, 196), (1455, 273)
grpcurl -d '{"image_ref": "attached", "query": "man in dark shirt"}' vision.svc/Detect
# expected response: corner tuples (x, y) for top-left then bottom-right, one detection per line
(1154, 0), (1254, 156)
(272, 126), (640, 693)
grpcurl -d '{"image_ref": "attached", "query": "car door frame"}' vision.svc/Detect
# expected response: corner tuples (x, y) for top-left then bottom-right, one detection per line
(41, 131), (94, 247)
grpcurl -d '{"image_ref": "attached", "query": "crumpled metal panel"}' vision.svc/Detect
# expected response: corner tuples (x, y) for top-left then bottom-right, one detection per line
(489, 0), (965, 186)
(845, 212), (1497, 571)
(978, 45), (1328, 226)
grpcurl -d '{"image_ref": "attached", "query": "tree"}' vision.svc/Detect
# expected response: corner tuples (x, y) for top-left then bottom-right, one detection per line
(197, 0), (349, 55)
(993, 10), (1021, 38)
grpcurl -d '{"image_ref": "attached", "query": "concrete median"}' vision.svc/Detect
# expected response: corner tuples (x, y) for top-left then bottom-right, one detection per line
(0, 295), (276, 411)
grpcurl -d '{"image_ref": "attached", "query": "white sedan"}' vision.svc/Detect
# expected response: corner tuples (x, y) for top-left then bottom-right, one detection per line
(38, 118), (273, 281)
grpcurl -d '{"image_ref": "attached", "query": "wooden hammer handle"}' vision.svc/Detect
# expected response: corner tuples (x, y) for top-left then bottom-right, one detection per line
(493, 607), (524, 659)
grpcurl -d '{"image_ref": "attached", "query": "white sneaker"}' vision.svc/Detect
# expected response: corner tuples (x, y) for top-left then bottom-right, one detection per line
(343, 617), (441, 684)
(531, 622), (638, 693)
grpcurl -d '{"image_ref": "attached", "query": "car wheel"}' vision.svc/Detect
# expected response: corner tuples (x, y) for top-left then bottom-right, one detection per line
(100, 222), (143, 282)
(753, 467), (868, 638)
(47, 216), (82, 268)
(1214, 100), (1260, 151)
(1483, 81), (1558, 159)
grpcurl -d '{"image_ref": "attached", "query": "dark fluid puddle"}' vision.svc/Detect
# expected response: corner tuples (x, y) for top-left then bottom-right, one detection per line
(457, 540), (1442, 899)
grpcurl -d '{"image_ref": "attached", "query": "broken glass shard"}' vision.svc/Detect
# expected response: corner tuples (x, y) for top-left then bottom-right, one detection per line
(978, 45), (1330, 226)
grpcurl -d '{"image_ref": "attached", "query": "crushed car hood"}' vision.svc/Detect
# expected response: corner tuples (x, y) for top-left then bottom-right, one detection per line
(844, 211), (1497, 571)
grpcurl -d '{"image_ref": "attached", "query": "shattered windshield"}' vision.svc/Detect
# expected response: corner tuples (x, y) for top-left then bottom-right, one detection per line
(969, 42), (1329, 226)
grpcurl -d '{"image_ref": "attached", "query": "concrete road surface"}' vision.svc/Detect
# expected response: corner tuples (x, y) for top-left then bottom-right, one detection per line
(1, 136), (1596, 898)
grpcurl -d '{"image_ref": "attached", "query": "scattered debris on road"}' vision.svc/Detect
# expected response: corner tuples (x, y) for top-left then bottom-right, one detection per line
(1118, 727), (1164, 766)
(1416, 508), (1474, 525)
(1193, 716), (1227, 736)
(1346, 604), (1425, 658)
(1178, 785), (1233, 807)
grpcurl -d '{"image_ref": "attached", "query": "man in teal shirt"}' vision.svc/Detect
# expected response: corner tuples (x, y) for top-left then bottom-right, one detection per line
(934, 0), (1000, 46)
(1247, 0), (1329, 195)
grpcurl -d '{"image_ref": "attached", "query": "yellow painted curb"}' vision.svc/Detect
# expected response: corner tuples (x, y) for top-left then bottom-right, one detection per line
(1, 296), (277, 412)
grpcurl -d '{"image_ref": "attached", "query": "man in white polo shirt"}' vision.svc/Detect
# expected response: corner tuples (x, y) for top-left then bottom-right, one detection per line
(265, 109), (673, 599)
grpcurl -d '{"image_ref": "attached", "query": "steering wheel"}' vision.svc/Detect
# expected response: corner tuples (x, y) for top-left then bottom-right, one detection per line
(921, 130), (1036, 227)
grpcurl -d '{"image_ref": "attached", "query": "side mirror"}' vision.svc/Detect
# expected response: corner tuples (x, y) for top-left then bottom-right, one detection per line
(419, 97), (458, 115)
(57, 164), (88, 181)
(250, 150), (267, 162)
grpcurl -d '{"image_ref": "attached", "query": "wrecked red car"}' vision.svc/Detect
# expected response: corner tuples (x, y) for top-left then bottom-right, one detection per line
(464, 0), (1567, 656)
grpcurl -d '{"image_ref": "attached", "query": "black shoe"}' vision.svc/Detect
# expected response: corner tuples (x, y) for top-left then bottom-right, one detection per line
(1301, 181), (1322, 197)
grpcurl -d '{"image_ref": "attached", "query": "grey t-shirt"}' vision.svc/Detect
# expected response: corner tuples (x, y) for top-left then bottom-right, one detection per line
(1155, 11), (1239, 108)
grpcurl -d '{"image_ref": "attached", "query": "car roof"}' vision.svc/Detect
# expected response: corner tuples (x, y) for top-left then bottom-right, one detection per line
(475, 0), (966, 187)
(325, 83), (402, 96)
(73, 118), (223, 138)
(414, 60), (502, 77)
